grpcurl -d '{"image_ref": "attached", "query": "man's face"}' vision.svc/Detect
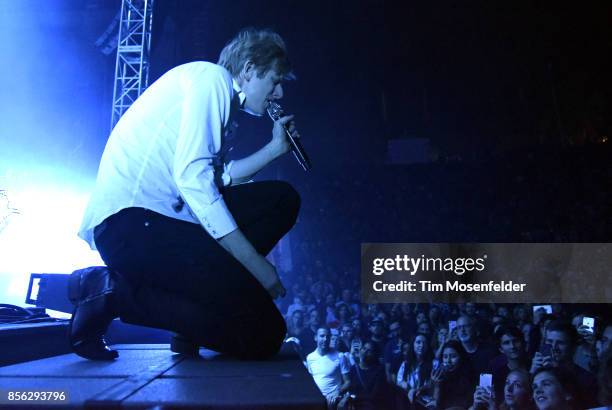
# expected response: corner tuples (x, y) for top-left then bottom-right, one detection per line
(359, 342), (376, 365)
(315, 328), (331, 351)
(497, 306), (509, 318)
(309, 310), (320, 327)
(292, 310), (304, 327)
(370, 321), (384, 337)
(241, 66), (283, 116)
(417, 322), (431, 336)
(341, 325), (353, 340)
(416, 312), (427, 324)
(330, 333), (338, 350)
(388, 322), (401, 340)
(544, 330), (572, 365)
(352, 319), (362, 334)
(499, 333), (523, 360)
(457, 317), (475, 343)
(464, 303), (476, 316)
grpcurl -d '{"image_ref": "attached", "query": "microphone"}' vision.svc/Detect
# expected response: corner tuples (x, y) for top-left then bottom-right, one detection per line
(266, 102), (311, 171)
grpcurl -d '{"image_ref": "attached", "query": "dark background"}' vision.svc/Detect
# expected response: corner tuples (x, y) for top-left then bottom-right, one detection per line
(1, 0), (610, 278)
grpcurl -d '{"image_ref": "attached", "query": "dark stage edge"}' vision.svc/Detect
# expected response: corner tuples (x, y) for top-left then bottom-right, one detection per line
(0, 344), (326, 410)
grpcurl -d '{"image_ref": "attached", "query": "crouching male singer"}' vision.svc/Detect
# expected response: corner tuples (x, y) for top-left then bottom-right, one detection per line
(69, 28), (301, 360)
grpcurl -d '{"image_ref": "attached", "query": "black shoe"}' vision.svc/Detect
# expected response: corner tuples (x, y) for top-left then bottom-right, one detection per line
(170, 334), (200, 356)
(70, 333), (119, 361)
(68, 267), (119, 361)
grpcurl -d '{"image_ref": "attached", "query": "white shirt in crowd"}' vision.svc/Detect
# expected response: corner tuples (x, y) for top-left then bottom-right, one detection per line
(79, 62), (246, 249)
(306, 349), (351, 398)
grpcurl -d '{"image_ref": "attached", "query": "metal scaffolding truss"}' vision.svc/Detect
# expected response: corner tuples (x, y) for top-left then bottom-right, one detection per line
(110, 0), (154, 130)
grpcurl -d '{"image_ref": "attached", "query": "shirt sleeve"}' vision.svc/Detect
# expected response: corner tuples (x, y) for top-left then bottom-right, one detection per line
(173, 66), (238, 239)
(306, 355), (314, 374)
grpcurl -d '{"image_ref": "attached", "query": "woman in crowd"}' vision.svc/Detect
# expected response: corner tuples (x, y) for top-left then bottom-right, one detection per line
(470, 368), (535, 410)
(432, 339), (476, 409)
(531, 367), (575, 410)
(396, 333), (434, 407)
(501, 368), (535, 410)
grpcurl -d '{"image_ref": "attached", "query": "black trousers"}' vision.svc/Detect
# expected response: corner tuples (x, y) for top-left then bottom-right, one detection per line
(94, 181), (300, 359)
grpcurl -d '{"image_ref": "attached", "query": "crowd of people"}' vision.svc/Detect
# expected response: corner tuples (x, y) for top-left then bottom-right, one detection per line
(289, 144), (610, 248)
(272, 143), (610, 410)
(278, 277), (611, 410)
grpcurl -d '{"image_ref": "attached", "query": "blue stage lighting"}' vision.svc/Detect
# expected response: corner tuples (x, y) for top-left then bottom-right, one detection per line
(0, 172), (104, 307)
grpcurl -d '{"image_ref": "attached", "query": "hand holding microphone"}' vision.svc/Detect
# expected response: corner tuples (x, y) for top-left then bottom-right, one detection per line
(267, 102), (311, 171)
(271, 114), (296, 155)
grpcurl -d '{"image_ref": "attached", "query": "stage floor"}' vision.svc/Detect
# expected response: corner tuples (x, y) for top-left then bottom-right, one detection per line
(0, 344), (325, 409)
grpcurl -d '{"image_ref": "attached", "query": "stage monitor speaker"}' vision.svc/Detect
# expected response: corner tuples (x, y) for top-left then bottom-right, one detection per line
(26, 273), (72, 314)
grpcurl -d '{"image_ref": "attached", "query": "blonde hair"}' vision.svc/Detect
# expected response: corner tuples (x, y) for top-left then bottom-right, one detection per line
(218, 28), (292, 79)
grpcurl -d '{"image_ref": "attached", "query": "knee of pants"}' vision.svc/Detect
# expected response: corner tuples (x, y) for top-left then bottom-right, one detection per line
(241, 311), (287, 360)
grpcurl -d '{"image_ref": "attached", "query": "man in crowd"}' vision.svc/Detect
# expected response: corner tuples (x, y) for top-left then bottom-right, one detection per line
(490, 325), (530, 405)
(337, 323), (355, 353)
(530, 320), (598, 408)
(462, 303), (477, 317)
(368, 318), (387, 355)
(383, 321), (404, 384)
(287, 308), (317, 357)
(456, 315), (498, 375)
(306, 327), (351, 409)
(286, 291), (308, 318)
(311, 271), (335, 302)
(348, 341), (386, 410)
(352, 318), (365, 342)
(337, 288), (359, 317)
(295, 307), (319, 355)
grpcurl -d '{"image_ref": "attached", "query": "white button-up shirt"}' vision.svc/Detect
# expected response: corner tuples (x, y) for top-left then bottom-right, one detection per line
(78, 62), (245, 249)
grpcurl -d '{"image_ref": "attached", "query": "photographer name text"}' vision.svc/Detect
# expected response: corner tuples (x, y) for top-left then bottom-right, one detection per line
(372, 280), (526, 293)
